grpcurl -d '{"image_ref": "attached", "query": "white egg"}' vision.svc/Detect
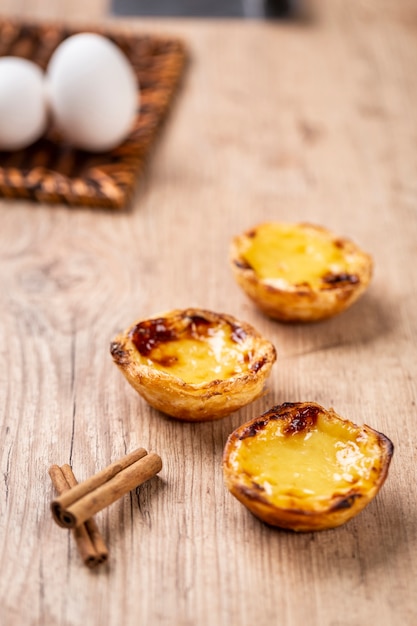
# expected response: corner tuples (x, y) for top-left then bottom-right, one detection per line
(46, 33), (139, 152)
(0, 57), (48, 151)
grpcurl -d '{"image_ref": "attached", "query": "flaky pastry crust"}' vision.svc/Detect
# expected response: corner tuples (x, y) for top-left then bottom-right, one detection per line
(111, 308), (277, 421)
(230, 222), (373, 322)
(223, 402), (393, 531)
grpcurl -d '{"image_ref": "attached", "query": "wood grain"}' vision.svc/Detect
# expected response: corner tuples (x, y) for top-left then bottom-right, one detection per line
(1, 1), (417, 625)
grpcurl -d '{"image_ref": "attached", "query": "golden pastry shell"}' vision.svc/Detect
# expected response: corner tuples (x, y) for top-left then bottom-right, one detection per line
(110, 308), (277, 422)
(230, 222), (373, 322)
(223, 402), (393, 531)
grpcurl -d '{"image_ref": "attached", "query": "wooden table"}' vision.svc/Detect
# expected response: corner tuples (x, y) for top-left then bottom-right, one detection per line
(1, 2), (416, 625)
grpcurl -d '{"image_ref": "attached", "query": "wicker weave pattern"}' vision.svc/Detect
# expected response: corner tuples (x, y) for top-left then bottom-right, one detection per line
(0, 20), (187, 209)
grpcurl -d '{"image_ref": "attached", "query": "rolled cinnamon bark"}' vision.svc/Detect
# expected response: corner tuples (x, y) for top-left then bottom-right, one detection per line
(51, 447), (148, 527)
(60, 464), (109, 564)
(51, 449), (162, 528)
(48, 464), (108, 568)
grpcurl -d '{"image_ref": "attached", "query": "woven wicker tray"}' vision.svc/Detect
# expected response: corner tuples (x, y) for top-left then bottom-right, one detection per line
(0, 19), (187, 209)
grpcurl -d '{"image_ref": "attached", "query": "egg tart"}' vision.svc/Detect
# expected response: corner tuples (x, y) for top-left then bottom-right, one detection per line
(110, 308), (277, 421)
(230, 222), (373, 322)
(223, 402), (393, 531)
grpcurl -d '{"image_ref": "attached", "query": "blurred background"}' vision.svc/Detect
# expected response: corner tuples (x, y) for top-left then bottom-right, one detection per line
(111, 0), (297, 18)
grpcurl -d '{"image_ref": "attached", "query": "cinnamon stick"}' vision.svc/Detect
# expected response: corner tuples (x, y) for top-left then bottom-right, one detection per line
(48, 465), (108, 568)
(51, 449), (162, 529)
(51, 447), (148, 527)
(60, 464), (109, 563)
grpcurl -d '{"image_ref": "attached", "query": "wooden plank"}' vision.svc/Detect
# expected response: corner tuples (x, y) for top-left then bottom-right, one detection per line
(0, 2), (416, 625)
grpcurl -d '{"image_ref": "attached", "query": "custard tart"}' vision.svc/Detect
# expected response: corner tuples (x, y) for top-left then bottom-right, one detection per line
(223, 402), (393, 531)
(230, 222), (373, 322)
(110, 308), (277, 421)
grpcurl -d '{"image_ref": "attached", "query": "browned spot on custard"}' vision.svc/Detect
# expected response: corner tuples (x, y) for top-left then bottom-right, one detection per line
(234, 258), (252, 270)
(239, 418), (269, 440)
(130, 312), (250, 373)
(130, 318), (177, 356)
(152, 354), (178, 367)
(231, 323), (247, 343)
(322, 272), (359, 286)
(282, 404), (320, 436)
(239, 403), (296, 439)
(187, 314), (212, 339)
(130, 313), (235, 359)
(331, 493), (361, 511)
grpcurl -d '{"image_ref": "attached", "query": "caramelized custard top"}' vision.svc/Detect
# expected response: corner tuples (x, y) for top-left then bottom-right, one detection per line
(240, 223), (359, 290)
(129, 313), (257, 384)
(229, 403), (385, 507)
